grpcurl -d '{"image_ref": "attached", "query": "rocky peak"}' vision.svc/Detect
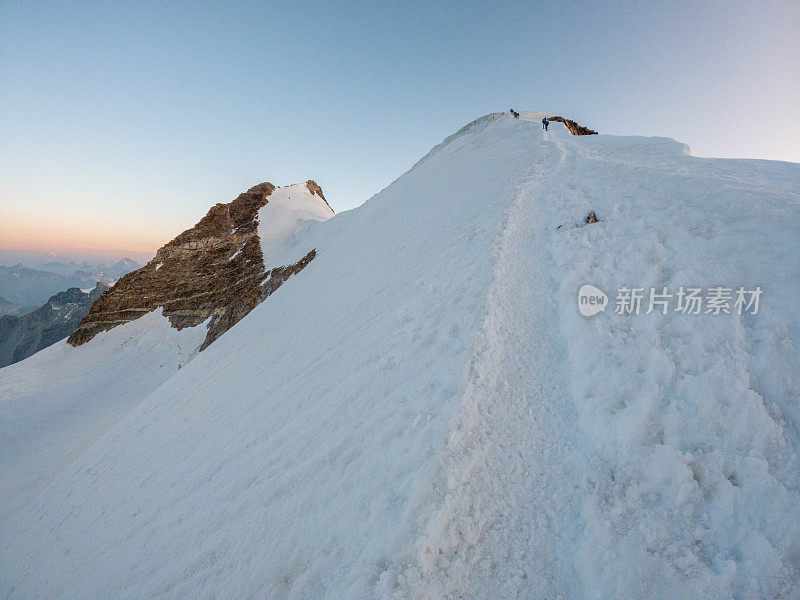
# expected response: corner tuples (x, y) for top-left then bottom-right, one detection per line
(305, 179), (333, 212)
(68, 181), (332, 350)
(48, 287), (93, 308)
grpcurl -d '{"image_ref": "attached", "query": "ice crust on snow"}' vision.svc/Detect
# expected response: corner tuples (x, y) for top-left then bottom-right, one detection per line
(1, 113), (799, 599)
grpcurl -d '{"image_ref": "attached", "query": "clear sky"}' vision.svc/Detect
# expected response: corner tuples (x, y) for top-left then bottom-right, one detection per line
(2, 1), (798, 255)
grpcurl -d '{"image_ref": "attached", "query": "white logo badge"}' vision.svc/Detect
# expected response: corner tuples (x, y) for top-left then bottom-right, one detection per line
(578, 284), (608, 317)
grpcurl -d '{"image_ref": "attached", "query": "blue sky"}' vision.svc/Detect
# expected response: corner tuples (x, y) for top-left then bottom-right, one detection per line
(1, 1), (798, 253)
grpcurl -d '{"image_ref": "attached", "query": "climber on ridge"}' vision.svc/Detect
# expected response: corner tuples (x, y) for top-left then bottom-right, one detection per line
(509, 108), (519, 119)
(542, 117), (549, 131)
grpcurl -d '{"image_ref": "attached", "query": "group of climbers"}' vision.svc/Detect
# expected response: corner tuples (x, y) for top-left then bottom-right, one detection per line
(508, 108), (550, 131)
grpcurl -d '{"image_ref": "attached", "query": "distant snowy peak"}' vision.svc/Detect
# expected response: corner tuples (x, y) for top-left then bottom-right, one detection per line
(110, 257), (139, 270)
(68, 180), (331, 351)
(107, 257), (142, 280)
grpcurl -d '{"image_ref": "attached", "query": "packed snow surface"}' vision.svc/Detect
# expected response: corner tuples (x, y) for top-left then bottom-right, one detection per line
(1, 114), (799, 599)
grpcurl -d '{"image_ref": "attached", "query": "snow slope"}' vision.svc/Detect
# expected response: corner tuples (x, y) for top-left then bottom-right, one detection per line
(257, 182), (335, 267)
(0, 310), (206, 514)
(2, 113), (799, 599)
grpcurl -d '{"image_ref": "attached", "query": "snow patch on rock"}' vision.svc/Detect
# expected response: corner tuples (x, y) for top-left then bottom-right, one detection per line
(257, 182), (334, 269)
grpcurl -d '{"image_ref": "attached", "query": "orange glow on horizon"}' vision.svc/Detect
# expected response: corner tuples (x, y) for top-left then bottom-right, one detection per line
(0, 219), (171, 255)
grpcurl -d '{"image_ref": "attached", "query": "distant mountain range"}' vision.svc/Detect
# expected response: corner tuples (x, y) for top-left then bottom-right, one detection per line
(0, 258), (140, 311)
(37, 257), (141, 281)
(0, 282), (109, 367)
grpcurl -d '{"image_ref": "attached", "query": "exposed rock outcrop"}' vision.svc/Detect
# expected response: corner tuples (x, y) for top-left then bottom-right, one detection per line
(305, 179), (333, 212)
(68, 181), (329, 350)
(548, 115), (598, 135)
(0, 283), (109, 367)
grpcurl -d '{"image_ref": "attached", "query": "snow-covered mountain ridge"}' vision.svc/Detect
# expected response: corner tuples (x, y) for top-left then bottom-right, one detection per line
(1, 113), (799, 599)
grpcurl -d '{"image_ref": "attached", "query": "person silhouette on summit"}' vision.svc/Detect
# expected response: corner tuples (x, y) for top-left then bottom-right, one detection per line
(542, 117), (549, 131)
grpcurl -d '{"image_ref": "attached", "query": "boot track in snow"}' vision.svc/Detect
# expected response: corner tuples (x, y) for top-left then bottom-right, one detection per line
(396, 137), (589, 599)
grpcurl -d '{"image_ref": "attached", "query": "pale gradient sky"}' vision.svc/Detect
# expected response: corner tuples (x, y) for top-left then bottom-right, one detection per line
(1, 1), (798, 254)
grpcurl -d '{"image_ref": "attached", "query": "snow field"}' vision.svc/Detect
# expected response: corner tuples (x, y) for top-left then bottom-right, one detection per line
(547, 130), (800, 598)
(0, 309), (206, 516)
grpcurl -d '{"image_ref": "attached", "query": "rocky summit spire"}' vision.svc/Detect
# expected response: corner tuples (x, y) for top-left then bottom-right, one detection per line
(68, 181), (331, 350)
